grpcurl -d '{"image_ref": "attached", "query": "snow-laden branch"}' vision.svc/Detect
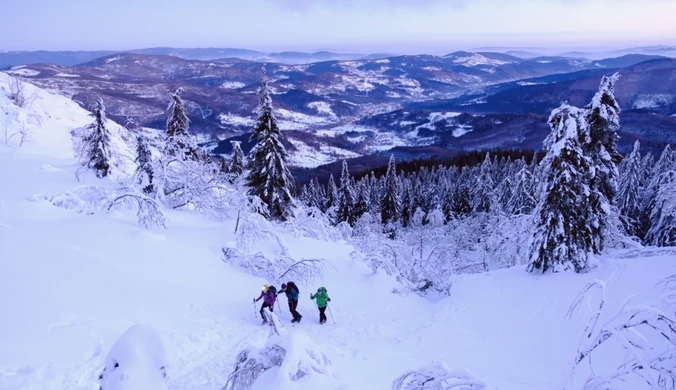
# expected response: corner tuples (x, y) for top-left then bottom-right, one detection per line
(563, 277), (676, 390)
(108, 193), (166, 229)
(392, 363), (493, 390)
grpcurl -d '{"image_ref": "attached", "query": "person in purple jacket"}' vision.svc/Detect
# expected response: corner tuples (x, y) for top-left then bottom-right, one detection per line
(253, 284), (277, 324)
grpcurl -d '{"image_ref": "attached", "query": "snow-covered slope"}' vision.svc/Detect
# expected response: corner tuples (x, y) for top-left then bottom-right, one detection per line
(0, 72), (134, 175)
(1, 78), (676, 390)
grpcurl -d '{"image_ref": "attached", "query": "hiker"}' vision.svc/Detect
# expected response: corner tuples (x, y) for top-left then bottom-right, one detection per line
(253, 284), (277, 324)
(310, 286), (331, 324)
(280, 282), (302, 323)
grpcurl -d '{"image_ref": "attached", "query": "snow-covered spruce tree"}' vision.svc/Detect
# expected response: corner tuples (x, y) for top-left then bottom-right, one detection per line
(616, 140), (643, 237)
(496, 176), (513, 212)
(74, 98), (113, 178)
(451, 171), (472, 219)
(307, 178), (324, 211)
(401, 186), (412, 228)
(325, 174), (339, 222)
(229, 140), (245, 177)
(528, 104), (598, 273)
(245, 78), (295, 221)
(353, 181), (369, 222)
(640, 151), (655, 189)
(219, 156), (230, 175)
(583, 73), (622, 204)
(368, 171), (382, 214)
(134, 134), (155, 195)
(164, 88), (199, 161)
(640, 145), (675, 240)
(645, 171), (676, 246)
(381, 154), (401, 238)
(508, 167), (536, 215)
(471, 153), (494, 213)
(336, 160), (356, 226)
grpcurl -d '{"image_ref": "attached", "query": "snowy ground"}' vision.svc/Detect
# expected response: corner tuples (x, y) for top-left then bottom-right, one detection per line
(2, 74), (676, 390)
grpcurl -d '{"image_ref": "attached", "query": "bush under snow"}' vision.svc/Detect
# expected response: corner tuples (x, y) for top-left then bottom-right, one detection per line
(563, 277), (676, 389)
(224, 309), (333, 390)
(392, 362), (493, 390)
(98, 324), (169, 390)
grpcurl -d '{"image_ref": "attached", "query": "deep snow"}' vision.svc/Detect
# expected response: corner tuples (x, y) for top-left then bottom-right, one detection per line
(1, 73), (676, 390)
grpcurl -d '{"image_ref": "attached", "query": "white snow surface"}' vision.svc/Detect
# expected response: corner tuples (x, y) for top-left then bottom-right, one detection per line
(286, 138), (360, 168)
(1, 77), (676, 390)
(220, 81), (246, 89)
(5, 68), (41, 77)
(218, 113), (256, 127)
(307, 102), (337, 119)
(632, 94), (674, 110)
(452, 54), (513, 67)
(55, 73), (81, 78)
(0, 72), (134, 175)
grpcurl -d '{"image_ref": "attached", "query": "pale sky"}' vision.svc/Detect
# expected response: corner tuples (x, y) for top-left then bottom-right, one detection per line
(2, 0), (675, 53)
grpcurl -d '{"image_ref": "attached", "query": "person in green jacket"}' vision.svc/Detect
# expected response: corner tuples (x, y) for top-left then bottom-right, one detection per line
(310, 287), (331, 324)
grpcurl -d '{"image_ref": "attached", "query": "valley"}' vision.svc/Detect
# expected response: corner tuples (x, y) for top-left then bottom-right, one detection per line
(4, 49), (676, 171)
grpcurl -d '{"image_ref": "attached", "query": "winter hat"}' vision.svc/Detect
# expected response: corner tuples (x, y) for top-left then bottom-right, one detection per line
(281, 283), (287, 289)
(262, 284), (269, 291)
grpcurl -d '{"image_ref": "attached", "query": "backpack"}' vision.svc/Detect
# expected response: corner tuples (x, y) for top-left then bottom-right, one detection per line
(287, 282), (299, 295)
(268, 285), (277, 295)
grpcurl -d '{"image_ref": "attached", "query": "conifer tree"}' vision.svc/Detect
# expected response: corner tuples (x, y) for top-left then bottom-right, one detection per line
(471, 153), (494, 213)
(308, 178), (324, 211)
(528, 104), (598, 273)
(508, 168), (537, 215)
(451, 171), (472, 218)
(245, 78), (295, 221)
(645, 171), (676, 246)
(583, 73), (622, 204)
(401, 186), (412, 228)
(640, 145), (675, 238)
(441, 186), (454, 222)
(134, 134), (154, 194)
(76, 98), (112, 178)
(219, 157), (230, 175)
(164, 88), (199, 161)
(337, 160), (356, 226)
(353, 181), (369, 221)
(496, 177), (513, 212)
(325, 174), (339, 217)
(368, 171), (382, 213)
(639, 152), (655, 189)
(616, 140), (643, 236)
(381, 155), (401, 237)
(229, 140), (245, 176)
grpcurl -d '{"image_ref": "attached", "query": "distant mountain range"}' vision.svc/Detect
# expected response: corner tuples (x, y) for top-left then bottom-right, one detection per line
(478, 45), (676, 60)
(0, 48), (398, 68)
(3, 49), (675, 171)
(3, 44), (676, 69)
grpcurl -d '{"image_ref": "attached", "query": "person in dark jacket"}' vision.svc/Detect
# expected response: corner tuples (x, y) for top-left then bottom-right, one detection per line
(253, 284), (276, 324)
(310, 286), (331, 324)
(280, 282), (302, 323)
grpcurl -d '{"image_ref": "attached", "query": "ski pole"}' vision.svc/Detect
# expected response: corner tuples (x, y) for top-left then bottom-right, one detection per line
(327, 304), (336, 325)
(253, 301), (257, 319)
